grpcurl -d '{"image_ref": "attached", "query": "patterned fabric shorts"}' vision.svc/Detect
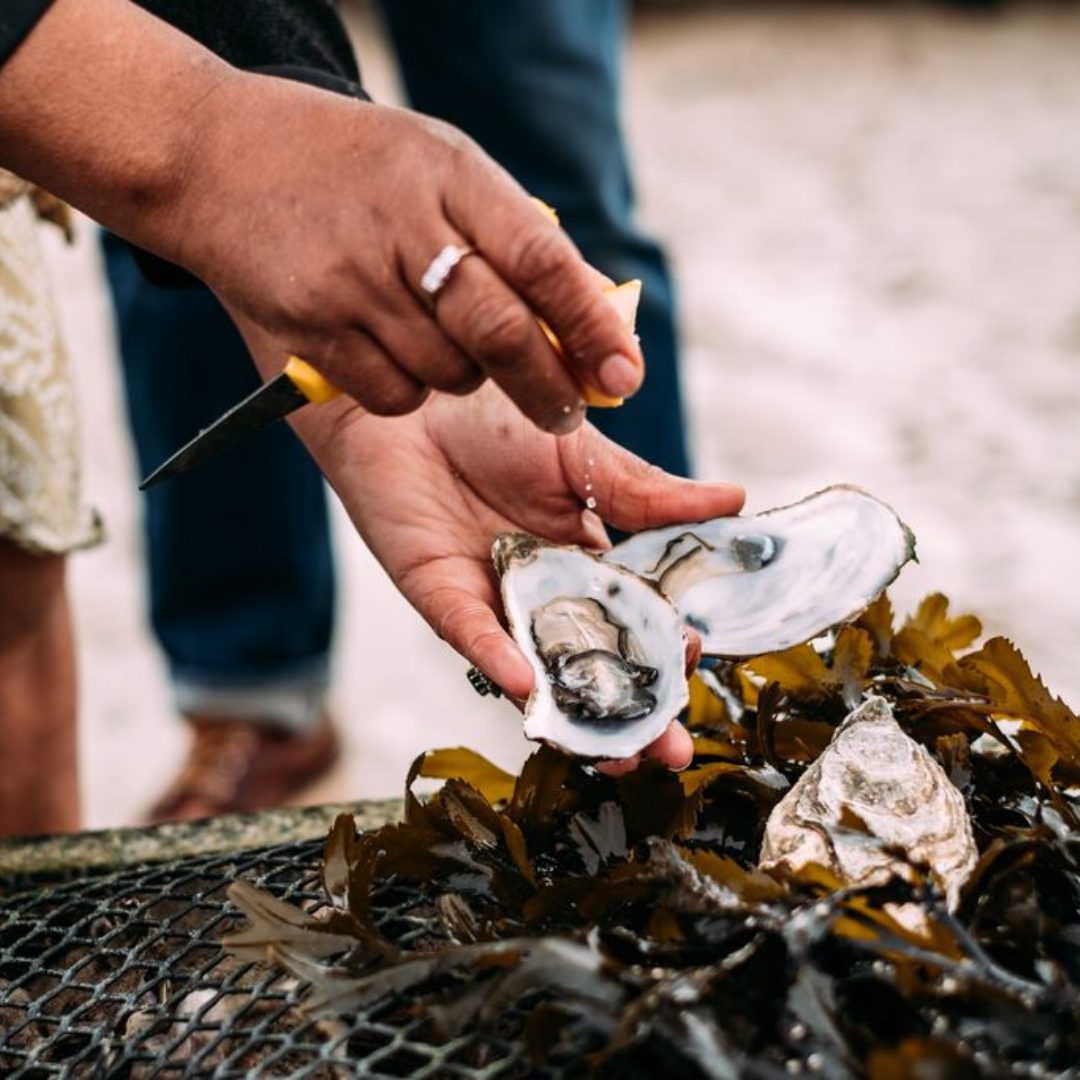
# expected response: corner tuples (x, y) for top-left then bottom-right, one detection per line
(0, 187), (102, 556)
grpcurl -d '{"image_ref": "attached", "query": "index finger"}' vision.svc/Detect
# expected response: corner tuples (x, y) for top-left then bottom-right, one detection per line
(420, 579), (535, 701)
(445, 167), (645, 405)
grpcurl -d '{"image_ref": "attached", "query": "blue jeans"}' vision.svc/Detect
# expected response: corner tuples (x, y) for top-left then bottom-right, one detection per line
(103, 0), (689, 723)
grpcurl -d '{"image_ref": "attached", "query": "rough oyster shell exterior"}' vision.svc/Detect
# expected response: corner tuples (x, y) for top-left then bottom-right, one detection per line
(759, 697), (977, 914)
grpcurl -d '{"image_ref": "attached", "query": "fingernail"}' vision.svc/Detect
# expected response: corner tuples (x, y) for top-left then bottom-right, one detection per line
(598, 354), (642, 399)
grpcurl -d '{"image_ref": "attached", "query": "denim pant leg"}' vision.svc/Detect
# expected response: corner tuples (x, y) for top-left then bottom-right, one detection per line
(379, 0), (691, 477)
(101, 233), (335, 730)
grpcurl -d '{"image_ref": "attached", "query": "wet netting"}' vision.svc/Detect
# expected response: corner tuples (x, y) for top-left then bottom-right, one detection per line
(0, 838), (531, 1078)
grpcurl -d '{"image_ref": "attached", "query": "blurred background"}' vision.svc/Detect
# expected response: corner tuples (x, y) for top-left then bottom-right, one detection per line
(39, 1), (1080, 828)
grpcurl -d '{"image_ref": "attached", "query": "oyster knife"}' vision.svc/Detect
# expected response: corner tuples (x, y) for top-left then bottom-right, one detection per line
(139, 355), (339, 490)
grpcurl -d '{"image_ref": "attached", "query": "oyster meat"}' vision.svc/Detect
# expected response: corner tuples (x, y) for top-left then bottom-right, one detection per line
(495, 534), (688, 759)
(603, 485), (915, 658)
(759, 696), (977, 916)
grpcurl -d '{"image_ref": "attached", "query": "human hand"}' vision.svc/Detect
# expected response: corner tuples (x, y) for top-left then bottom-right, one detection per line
(167, 74), (642, 431)
(288, 380), (743, 771)
(0, 4), (638, 429)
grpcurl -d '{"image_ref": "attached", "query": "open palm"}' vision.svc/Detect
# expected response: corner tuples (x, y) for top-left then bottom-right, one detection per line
(295, 381), (743, 769)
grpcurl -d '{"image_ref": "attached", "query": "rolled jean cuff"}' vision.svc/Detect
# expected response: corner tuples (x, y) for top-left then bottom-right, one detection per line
(171, 662), (330, 734)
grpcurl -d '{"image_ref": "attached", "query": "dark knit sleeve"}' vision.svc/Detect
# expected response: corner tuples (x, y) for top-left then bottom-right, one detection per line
(130, 0), (359, 80)
(0, 0), (54, 68)
(2, 1), (360, 79)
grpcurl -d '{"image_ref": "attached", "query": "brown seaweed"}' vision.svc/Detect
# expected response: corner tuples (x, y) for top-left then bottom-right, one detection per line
(225, 593), (1080, 1076)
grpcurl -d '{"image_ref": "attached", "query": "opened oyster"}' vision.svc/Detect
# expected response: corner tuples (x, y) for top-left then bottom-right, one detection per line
(603, 485), (915, 658)
(759, 696), (977, 919)
(495, 534), (688, 759)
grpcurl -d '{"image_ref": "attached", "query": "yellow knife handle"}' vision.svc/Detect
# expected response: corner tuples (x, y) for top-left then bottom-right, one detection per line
(284, 355), (341, 405)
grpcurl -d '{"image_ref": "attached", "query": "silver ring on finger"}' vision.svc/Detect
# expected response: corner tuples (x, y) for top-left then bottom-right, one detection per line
(420, 243), (476, 300)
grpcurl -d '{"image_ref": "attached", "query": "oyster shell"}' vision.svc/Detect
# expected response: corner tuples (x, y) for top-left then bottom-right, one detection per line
(759, 697), (977, 916)
(495, 534), (689, 759)
(603, 485), (915, 658)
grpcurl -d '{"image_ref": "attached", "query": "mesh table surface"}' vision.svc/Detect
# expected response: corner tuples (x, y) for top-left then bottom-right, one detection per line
(0, 837), (546, 1078)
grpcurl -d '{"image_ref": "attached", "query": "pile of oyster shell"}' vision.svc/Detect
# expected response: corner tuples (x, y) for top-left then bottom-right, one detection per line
(494, 484), (916, 760)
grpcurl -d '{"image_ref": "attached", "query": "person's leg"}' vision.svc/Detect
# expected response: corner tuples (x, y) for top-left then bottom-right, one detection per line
(101, 233), (339, 822)
(0, 189), (96, 837)
(0, 545), (78, 836)
(380, 0), (690, 477)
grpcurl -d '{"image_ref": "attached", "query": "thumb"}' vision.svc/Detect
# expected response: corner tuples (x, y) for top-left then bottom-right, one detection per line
(563, 425), (745, 534)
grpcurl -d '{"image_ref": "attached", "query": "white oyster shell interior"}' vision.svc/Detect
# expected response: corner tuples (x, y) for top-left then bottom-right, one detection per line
(603, 485), (914, 658)
(759, 696), (978, 915)
(497, 536), (689, 759)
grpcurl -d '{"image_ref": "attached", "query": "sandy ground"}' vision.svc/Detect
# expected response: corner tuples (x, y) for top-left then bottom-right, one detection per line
(38, 3), (1080, 829)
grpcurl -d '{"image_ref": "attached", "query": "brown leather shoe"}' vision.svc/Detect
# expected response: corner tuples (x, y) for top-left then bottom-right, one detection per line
(143, 712), (340, 825)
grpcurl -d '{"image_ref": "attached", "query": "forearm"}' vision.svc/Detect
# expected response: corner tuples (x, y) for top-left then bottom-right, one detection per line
(0, 0), (235, 258)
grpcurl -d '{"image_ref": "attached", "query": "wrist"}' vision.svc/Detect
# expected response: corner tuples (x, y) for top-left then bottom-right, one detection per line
(135, 64), (245, 272)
